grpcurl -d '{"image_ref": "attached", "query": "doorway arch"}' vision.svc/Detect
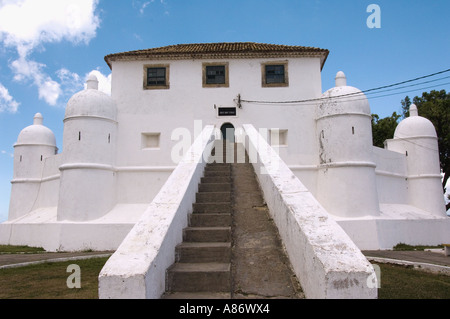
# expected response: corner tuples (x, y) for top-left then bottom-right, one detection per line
(220, 123), (235, 143)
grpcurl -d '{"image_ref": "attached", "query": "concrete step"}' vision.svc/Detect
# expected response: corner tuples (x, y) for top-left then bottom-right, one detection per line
(205, 164), (231, 171)
(176, 242), (231, 263)
(201, 176), (232, 184)
(196, 192), (231, 203)
(164, 159), (235, 298)
(204, 170), (231, 177)
(198, 183), (231, 193)
(189, 213), (232, 227)
(183, 227), (231, 242)
(166, 263), (231, 292)
(193, 202), (231, 213)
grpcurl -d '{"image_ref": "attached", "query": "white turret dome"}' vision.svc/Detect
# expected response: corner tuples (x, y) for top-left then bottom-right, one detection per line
(394, 104), (437, 139)
(16, 113), (56, 147)
(65, 75), (116, 121)
(318, 71), (371, 118)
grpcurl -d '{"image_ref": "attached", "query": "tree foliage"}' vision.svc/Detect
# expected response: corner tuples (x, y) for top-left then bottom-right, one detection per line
(371, 112), (401, 148)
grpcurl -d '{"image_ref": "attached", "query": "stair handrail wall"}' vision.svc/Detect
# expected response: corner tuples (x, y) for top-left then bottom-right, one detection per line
(98, 125), (216, 299)
(242, 124), (378, 299)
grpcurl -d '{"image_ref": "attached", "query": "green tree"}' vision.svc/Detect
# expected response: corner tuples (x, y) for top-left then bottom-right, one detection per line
(371, 112), (401, 148)
(400, 96), (412, 117)
(401, 90), (450, 210)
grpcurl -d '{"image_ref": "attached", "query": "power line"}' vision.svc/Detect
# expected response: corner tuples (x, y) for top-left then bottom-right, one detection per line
(240, 80), (450, 107)
(364, 75), (450, 96)
(361, 68), (450, 94)
(321, 81), (450, 104)
(240, 68), (450, 105)
(363, 82), (450, 101)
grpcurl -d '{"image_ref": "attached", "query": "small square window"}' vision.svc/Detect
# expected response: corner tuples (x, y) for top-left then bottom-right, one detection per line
(269, 129), (288, 147)
(262, 61), (289, 87)
(203, 63), (229, 88)
(266, 65), (285, 84)
(147, 68), (166, 86)
(206, 65), (226, 84)
(141, 133), (161, 149)
(144, 65), (169, 90)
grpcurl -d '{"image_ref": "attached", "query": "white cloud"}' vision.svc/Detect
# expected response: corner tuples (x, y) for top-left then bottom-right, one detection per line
(133, 0), (169, 15)
(10, 55), (62, 105)
(0, 0), (101, 107)
(133, 0), (154, 14)
(0, 0), (100, 51)
(133, 33), (143, 42)
(38, 79), (61, 106)
(57, 68), (82, 84)
(10, 56), (43, 82)
(86, 69), (111, 95)
(57, 67), (84, 96)
(140, 1), (153, 14)
(0, 82), (19, 113)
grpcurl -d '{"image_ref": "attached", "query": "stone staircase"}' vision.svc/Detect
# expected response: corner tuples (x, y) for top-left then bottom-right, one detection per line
(163, 141), (303, 299)
(163, 142), (233, 299)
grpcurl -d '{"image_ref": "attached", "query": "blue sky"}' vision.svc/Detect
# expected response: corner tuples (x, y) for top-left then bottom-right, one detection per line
(0, 0), (449, 222)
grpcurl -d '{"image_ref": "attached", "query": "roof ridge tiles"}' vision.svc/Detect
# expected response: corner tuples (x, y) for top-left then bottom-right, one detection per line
(104, 42), (329, 70)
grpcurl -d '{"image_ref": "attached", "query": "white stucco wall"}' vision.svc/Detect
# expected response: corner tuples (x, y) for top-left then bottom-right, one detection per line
(373, 146), (408, 204)
(9, 145), (60, 220)
(111, 57), (323, 169)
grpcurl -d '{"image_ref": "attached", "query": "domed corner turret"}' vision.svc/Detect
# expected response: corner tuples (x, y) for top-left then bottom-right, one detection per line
(394, 104), (437, 140)
(9, 112), (59, 220)
(388, 104), (445, 217)
(316, 71), (375, 162)
(58, 75), (118, 222)
(64, 74), (116, 122)
(61, 74), (118, 163)
(13, 112), (58, 177)
(315, 71), (380, 218)
(15, 113), (57, 149)
(318, 71), (371, 118)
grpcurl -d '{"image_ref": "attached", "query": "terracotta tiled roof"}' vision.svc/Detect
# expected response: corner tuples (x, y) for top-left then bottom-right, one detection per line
(104, 42), (329, 69)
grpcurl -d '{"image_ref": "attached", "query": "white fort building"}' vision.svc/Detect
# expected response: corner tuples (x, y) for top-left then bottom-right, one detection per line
(0, 43), (449, 297)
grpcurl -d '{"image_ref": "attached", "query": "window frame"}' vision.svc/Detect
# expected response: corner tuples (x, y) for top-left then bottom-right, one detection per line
(202, 62), (229, 88)
(261, 61), (289, 88)
(144, 64), (170, 90)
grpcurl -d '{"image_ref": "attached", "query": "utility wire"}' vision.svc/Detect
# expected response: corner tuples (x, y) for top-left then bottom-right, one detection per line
(240, 68), (450, 105)
(364, 75), (450, 96)
(320, 81), (450, 104)
(239, 80), (450, 107)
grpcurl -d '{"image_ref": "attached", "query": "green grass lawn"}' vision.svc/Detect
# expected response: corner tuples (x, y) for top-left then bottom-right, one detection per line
(0, 245), (46, 254)
(0, 257), (109, 299)
(377, 263), (450, 299)
(0, 245), (449, 299)
(392, 243), (445, 251)
(1, 260), (449, 299)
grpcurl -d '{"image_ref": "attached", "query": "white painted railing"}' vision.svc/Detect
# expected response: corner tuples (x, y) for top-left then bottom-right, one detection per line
(242, 124), (378, 299)
(98, 125), (215, 299)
